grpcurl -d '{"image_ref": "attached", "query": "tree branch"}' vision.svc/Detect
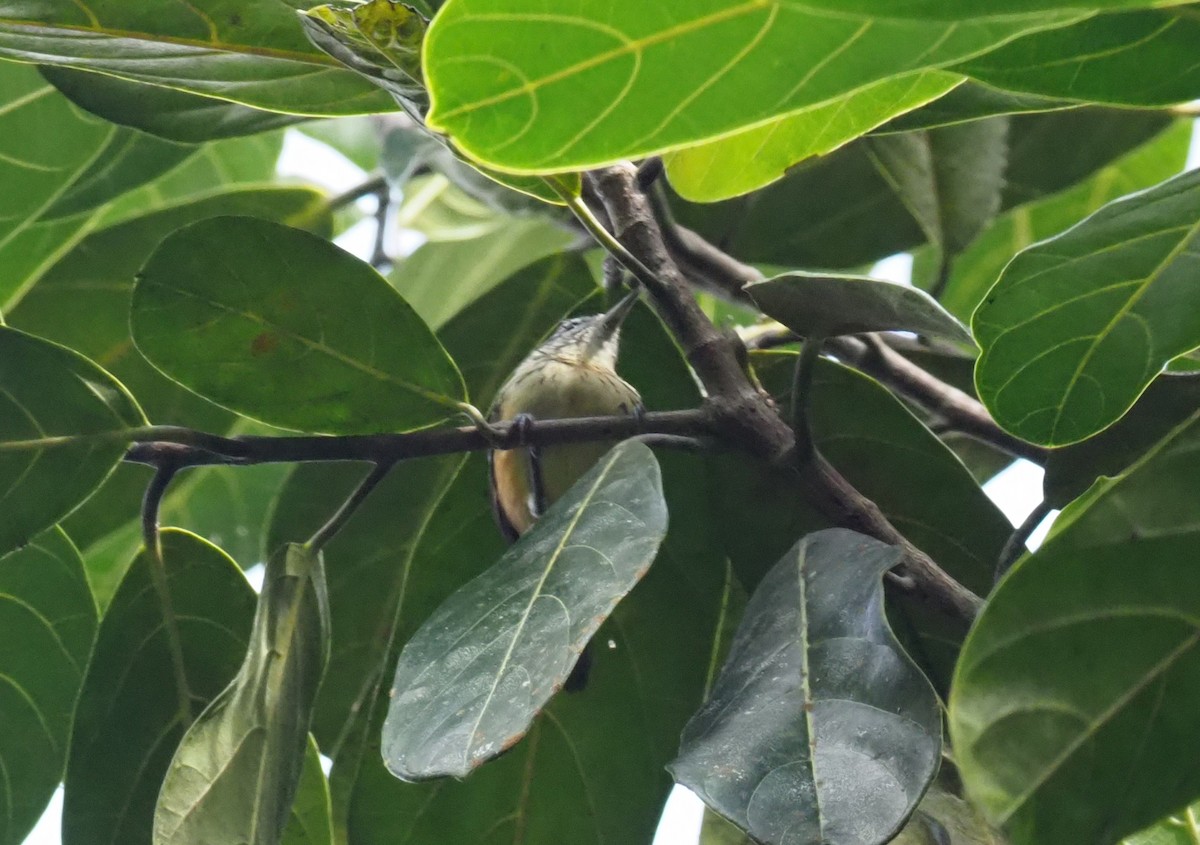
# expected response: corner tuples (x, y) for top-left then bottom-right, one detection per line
(584, 164), (983, 622)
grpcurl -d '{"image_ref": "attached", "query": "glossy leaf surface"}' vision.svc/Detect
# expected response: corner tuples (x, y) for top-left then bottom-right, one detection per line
(0, 327), (144, 559)
(382, 440), (667, 779)
(132, 216), (465, 433)
(664, 70), (959, 202)
(63, 530), (256, 845)
(974, 167), (1200, 446)
(423, 0), (1073, 173)
(0, 528), (95, 845)
(749, 272), (972, 344)
(0, 0), (396, 114)
(671, 529), (941, 845)
(952, 413), (1200, 844)
(154, 543), (330, 845)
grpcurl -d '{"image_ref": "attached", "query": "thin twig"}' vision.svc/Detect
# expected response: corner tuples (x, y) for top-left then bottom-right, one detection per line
(791, 337), (824, 463)
(995, 499), (1053, 582)
(307, 460), (396, 552)
(327, 174), (389, 212)
(141, 458), (193, 725)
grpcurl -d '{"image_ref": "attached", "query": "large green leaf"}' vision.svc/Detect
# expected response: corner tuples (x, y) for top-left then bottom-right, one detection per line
(671, 528), (941, 845)
(382, 440), (667, 780)
(154, 543), (329, 845)
(748, 271), (972, 344)
(1043, 372), (1200, 507)
(974, 166), (1200, 446)
(867, 117), (1009, 260)
(0, 1), (396, 115)
(0, 528), (96, 845)
(42, 125), (195, 219)
(41, 66), (306, 143)
(938, 118), (1190, 321)
(877, 81), (1072, 133)
(767, 0), (1178, 15)
(8, 187), (330, 554)
(0, 327), (145, 559)
(63, 530), (256, 845)
(1123, 802), (1200, 845)
(957, 9), (1200, 107)
(423, 0), (1076, 173)
(284, 736), (334, 845)
(663, 70), (960, 202)
(132, 216), (466, 434)
(951, 413), (1200, 845)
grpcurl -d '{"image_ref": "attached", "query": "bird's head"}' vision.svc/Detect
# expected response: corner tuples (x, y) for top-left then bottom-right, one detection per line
(537, 288), (640, 369)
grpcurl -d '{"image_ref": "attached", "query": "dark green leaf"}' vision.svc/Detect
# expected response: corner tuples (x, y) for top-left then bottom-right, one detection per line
(132, 216), (466, 433)
(974, 167), (1200, 446)
(0, 1), (396, 114)
(671, 528), (941, 845)
(938, 117), (1189, 321)
(958, 9), (1200, 107)
(768, 0), (1175, 15)
(663, 70), (960, 202)
(42, 125), (194, 219)
(877, 81), (1073, 133)
(8, 187), (330, 555)
(422, 0), (1075, 173)
(868, 118), (1009, 258)
(749, 272), (973, 344)
(155, 543), (330, 845)
(41, 65), (305, 143)
(382, 440), (667, 780)
(282, 736), (334, 845)
(0, 327), (145, 559)
(1124, 802), (1200, 845)
(1044, 373), (1200, 507)
(951, 412), (1200, 845)
(63, 530), (256, 845)
(0, 528), (96, 845)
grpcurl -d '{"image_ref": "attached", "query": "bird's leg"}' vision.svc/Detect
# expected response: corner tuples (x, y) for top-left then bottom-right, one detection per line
(511, 413), (549, 520)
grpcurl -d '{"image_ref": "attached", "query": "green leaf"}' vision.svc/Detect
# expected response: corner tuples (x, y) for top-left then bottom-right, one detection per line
(1044, 373), (1200, 507)
(0, 528), (96, 845)
(154, 543), (330, 845)
(876, 81), (1072, 133)
(300, 0), (428, 116)
(382, 439), (667, 780)
(1123, 802), (1200, 845)
(423, 0), (1076, 173)
(663, 70), (960, 202)
(950, 412), (1200, 845)
(40, 66), (305, 143)
(938, 117), (1189, 321)
(282, 736), (334, 845)
(131, 216), (466, 433)
(748, 271), (973, 344)
(63, 530), (257, 845)
(768, 0), (1179, 15)
(0, 327), (145, 558)
(0, 1), (396, 115)
(670, 528), (941, 845)
(974, 166), (1200, 446)
(389, 216), (576, 330)
(8, 187), (330, 555)
(957, 9), (1200, 107)
(868, 117), (1009, 259)
(42, 125), (195, 219)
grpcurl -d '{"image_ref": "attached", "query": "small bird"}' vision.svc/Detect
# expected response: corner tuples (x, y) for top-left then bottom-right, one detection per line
(487, 287), (643, 542)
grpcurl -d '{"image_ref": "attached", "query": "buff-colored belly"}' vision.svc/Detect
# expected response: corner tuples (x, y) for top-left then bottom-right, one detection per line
(491, 360), (641, 535)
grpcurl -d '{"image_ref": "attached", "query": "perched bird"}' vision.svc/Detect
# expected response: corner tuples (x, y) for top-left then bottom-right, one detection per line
(487, 288), (643, 542)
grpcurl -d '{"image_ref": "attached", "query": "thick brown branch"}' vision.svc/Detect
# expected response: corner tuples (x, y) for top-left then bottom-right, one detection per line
(585, 165), (983, 621)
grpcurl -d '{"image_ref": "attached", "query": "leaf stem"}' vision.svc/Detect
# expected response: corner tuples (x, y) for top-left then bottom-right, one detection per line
(995, 499), (1054, 582)
(307, 460), (396, 552)
(791, 337), (824, 464)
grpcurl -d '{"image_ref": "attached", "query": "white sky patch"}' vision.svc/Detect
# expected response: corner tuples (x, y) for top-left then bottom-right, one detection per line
(871, 252), (915, 285)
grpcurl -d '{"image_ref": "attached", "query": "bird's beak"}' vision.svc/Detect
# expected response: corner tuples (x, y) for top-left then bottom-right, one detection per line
(585, 287), (640, 359)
